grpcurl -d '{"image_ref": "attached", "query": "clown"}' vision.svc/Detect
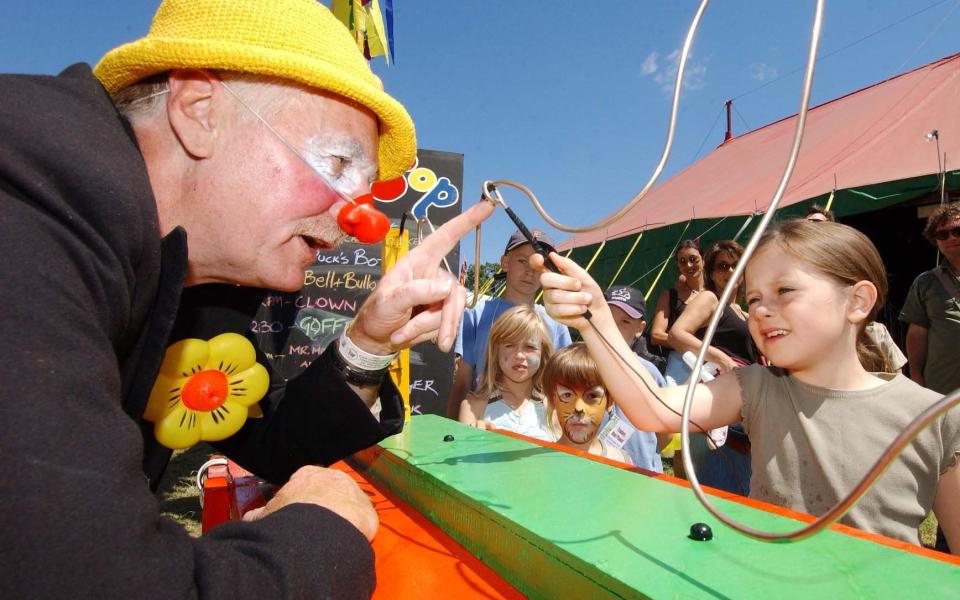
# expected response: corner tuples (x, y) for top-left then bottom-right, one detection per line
(0, 0), (493, 596)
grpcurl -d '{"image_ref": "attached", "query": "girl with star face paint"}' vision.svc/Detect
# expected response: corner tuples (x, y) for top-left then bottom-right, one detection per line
(459, 306), (554, 441)
(544, 343), (632, 465)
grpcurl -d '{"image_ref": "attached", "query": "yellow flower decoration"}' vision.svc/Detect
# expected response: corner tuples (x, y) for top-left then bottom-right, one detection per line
(145, 333), (269, 450)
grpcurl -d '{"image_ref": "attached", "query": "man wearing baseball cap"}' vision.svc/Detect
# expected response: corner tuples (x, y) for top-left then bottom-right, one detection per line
(601, 285), (673, 472)
(0, 0), (492, 597)
(447, 229), (572, 418)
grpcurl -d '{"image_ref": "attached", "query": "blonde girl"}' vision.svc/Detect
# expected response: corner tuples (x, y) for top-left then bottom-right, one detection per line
(537, 219), (960, 550)
(459, 305), (554, 441)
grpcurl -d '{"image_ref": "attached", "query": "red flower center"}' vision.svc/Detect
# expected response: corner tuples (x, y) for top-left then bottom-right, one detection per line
(181, 370), (229, 412)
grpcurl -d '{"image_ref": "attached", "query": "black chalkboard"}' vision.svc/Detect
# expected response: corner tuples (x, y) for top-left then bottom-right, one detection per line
(250, 149), (464, 416)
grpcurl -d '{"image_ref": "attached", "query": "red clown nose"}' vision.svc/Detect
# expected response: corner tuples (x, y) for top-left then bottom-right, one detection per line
(337, 193), (391, 244)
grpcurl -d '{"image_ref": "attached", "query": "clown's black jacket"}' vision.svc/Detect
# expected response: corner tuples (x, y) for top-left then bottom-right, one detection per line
(0, 64), (403, 599)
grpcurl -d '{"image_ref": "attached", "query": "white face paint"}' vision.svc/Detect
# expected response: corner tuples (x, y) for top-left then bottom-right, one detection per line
(525, 353), (541, 371)
(497, 337), (542, 384)
(303, 134), (378, 198)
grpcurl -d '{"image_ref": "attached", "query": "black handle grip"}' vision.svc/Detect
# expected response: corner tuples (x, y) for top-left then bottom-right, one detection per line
(502, 206), (558, 272)
(501, 205), (591, 320)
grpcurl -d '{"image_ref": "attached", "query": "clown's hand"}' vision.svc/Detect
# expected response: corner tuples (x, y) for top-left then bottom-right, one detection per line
(242, 466), (378, 541)
(348, 201), (494, 354)
(533, 252), (611, 332)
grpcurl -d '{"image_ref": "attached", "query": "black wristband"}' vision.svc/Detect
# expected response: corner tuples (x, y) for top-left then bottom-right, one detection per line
(329, 341), (389, 387)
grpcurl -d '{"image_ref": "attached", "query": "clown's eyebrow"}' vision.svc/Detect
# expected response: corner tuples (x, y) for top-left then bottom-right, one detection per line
(220, 80), (378, 190)
(303, 135), (377, 181)
(304, 135), (365, 160)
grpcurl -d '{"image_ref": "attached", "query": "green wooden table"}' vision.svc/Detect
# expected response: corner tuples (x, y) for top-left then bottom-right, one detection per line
(353, 414), (960, 599)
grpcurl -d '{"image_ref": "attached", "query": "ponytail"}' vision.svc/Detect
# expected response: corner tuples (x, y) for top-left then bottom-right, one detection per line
(856, 328), (893, 373)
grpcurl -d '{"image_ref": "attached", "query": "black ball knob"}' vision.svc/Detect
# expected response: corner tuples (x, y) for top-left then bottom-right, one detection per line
(689, 522), (713, 541)
(443, 434), (455, 442)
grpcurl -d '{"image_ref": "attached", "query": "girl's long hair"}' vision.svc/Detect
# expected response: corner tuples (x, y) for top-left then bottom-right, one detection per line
(755, 220), (892, 372)
(475, 305), (553, 400)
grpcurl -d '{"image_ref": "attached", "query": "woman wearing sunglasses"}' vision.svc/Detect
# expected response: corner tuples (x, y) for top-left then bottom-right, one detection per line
(650, 240), (705, 383)
(667, 239), (757, 495)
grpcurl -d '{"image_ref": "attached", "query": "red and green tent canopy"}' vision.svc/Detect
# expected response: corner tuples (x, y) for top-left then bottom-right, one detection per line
(558, 52), (960, 299)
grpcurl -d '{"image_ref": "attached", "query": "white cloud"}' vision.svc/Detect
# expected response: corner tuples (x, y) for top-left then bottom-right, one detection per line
(750, 62), (778, 82)
(643, 48), (707, 94)
(641, 52), (659, 76)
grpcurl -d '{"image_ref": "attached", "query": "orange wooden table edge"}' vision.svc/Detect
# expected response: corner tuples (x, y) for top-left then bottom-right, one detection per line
(331, 461), (524, 599)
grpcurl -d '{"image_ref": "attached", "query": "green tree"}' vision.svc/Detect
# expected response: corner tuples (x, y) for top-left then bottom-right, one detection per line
(462, 261), (500, 288)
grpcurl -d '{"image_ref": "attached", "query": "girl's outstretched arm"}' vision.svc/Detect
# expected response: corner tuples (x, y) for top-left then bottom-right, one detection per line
(934, 460), (960, 555)
(534, 252), (743, 433)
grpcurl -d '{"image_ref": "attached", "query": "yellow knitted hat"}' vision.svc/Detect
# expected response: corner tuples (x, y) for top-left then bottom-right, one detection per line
(94, 0), (416, 180)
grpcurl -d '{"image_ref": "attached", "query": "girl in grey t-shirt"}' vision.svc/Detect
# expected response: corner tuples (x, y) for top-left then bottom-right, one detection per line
(539, 219), (960, 550)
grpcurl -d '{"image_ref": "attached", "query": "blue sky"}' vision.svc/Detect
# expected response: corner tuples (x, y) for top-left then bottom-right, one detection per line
(3, 0), (958, 263)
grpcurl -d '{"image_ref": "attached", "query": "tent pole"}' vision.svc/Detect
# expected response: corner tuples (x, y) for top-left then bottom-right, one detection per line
(606, 231), (645, 289)
(644, 220), (693, 301)
(724, 100), (733, 142)
(582, 240), (607, 273)
(732, 213), (756, 243)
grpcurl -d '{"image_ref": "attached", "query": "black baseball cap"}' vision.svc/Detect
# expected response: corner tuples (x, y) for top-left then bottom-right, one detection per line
(503, 229), (557, 255)
(604, 285), (647, 320)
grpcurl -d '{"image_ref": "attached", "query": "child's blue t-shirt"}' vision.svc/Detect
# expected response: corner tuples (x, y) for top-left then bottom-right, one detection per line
(599, 354), (666, 473)
(455, 296), (572, 387)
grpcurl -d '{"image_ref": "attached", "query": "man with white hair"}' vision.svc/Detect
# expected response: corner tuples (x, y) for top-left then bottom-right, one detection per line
(0, 0), (492, 597)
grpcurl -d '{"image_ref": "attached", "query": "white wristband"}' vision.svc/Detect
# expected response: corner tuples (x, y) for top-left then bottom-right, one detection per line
(338, 332), (398, 371)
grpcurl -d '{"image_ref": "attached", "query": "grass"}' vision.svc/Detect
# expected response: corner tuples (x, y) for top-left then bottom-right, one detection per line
(662, 455), (675, 476)
(920, 512), (938, 548)
(156, 443), (214, 537)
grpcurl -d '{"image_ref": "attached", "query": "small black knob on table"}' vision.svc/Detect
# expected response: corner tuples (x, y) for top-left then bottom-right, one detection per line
(689, 522), (713, 541)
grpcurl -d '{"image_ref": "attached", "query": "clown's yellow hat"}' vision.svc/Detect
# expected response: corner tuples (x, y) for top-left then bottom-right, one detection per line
(94, 0), (415, 180)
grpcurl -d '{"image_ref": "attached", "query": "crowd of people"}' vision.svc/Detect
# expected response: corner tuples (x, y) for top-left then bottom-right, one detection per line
(451, 229), (672, 471)
(450, 201), (960, 557)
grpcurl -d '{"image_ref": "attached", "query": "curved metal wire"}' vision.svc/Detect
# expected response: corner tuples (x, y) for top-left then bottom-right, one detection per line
(467, 224), (482, 308)
(461, 194), (499, 308)
(480, 0), (711, 232)
(485, 0), (960, 546)
(421, 215), (455, 277)
(412, 208), (483, 307)
(672, 0), (960, 544)
(677, 0), (898, 543)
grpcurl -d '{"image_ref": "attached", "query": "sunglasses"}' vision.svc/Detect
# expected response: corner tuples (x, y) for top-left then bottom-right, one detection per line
(678, 256), (701, 266)
(934, 227), (960, 241)
(715, 261), (738, 271)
